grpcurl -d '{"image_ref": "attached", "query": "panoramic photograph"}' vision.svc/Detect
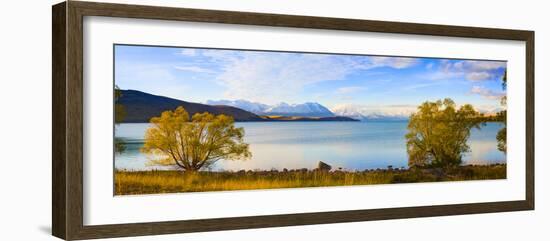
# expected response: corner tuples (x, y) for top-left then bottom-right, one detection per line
(113, 44), (507, 195)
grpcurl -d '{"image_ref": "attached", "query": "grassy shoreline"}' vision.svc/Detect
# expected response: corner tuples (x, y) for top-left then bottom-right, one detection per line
(115, 164), (506, 195)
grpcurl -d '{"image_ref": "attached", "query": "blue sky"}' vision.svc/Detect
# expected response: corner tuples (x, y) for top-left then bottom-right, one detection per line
(114, 45), (506, 114)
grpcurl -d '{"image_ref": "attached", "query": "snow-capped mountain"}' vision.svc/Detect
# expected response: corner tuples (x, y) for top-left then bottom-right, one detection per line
(330, 104), (416, 121)
(474, 105), (504, 115)
(331, 104), (504, 120)
(206, 99), (270, 113)
(205, 100), (334, 117)
(264, 102), (334, 117)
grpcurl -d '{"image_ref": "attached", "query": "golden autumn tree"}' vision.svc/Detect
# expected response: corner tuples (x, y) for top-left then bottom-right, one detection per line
(141, 106), (251, 172)
(405, 98), (482, 168)
(496, 70), (507, 153)
(114, 85), (126, 153)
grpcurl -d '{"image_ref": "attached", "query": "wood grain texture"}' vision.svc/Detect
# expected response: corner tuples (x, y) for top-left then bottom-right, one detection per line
(72, 1), (533, 40)
(66, 2), (85, 240)
(525, 32), (535, 209)
(51, 1), (535, 240)
(74, 201), (531, 240)
(52, 2), (67, 239)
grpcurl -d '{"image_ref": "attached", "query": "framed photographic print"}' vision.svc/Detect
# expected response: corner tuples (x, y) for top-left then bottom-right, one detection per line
(52, 1), (534, 240)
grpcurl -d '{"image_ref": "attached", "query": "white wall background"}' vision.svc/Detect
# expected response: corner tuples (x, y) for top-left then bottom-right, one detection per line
(0, 0), (547, 240)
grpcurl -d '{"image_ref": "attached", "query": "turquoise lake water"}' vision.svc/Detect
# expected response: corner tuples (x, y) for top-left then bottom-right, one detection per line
(115, 121), (506, 171)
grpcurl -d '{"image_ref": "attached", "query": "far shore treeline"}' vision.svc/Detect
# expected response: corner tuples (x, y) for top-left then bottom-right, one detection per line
(116, 89), (359, 123)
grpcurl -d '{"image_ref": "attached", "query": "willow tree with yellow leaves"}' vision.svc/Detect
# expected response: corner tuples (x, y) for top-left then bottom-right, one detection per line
(141, 106), (251, 172)
(496, 70), (507, 153)
(405, 98), (482, 168)
(114, 85), (126, 153)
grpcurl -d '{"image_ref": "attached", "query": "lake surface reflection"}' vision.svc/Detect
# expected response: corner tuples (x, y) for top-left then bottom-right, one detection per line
(115, 121), (506, 171)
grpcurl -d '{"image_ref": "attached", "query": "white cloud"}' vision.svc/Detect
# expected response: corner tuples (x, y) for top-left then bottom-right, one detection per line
(216, 53), (352, 103)
(466, 61), (507, 71)
(368, 56), (419, 69)
(197, 51), (418, 104)
(466, 72), (492, 81)
(433, 60), (506, 81)
(401, 82), (441, 91)
(335, 86), (367, 95)
(200, 49), (242, 63)
(173, 65), (215, 74)
(470, 85), (505, 100)
(179, 49), (197, 56)
(425, 71), (462, 81)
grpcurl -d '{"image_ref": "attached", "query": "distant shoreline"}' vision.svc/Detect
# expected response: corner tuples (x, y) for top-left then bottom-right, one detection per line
(119, 116), (360, 123)
(119, 118), (507, 124)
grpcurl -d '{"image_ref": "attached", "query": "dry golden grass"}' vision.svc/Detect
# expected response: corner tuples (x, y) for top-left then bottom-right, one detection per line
(115, 164), (506, 195)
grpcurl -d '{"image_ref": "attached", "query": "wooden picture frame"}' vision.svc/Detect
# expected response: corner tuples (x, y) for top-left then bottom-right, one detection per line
(52, 1), (534, 240)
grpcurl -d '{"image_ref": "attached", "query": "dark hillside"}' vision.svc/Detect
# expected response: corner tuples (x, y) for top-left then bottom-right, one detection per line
(117, 90), (264, 122)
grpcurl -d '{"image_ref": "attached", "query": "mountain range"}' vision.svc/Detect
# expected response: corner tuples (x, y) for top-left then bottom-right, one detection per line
(206, 99), (335, 117)
(207, 100), (417, 121)
(117, 90), (357, 123)
(117, 90), (264, 122)
(329, 104), (504, 121)
(330, 104), (415, 121)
